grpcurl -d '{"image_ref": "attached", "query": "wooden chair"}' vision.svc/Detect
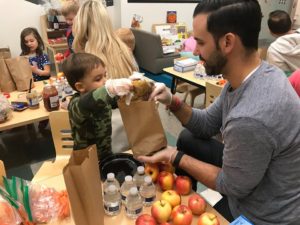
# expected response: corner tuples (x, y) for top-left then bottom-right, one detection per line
(205, 82), (223, 108)
(33, 111), (73, 181)
(0, 160), (6, 186)
(176, 82), (205, 107)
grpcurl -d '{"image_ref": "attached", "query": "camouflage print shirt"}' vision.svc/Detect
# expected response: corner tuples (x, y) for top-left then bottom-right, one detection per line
(68, 87), (118, 162)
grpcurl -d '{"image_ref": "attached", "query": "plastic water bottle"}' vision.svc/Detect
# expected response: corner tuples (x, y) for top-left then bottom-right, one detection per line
(120, 175), (136, 204)
(103, 184), (121, 216)
(194, 62), (207, 79)
(54, 80), (63, 98)
(125, 187), (143, 219)
(139, 176), (156, 206)
(64, 81), (73, 96)
(103, 173), (120, 194)
(133, 166), (146, 190)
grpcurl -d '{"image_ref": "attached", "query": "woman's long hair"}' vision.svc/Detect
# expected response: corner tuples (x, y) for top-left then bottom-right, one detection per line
(72, 0), (135, 78)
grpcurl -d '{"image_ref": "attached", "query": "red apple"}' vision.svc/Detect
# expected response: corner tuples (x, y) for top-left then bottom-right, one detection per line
(158, 162), (175, 173)
(136, 214), (157, 225)
(151, 200), (172, 223)
(171, 205), (193, 225)
(198, 212), (220, 225)
(55, 53), (64, 62)
(161, 190), (181, 208)
(160, 223), (172, 225)
(157, 171), (174, 191)
(175, 176), (192, 195)
(188, 194), (206, 216)
(145, 163), (160, 182)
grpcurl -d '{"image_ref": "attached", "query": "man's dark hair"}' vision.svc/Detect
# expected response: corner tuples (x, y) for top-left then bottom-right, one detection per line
(62, 53), (105, 91)
(193, 0), (262, 51)
(268, 10), (291, 35)
(20, 27), (45, 56)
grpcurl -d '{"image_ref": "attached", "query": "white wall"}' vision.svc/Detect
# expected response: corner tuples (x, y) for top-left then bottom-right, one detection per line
(120, 0), (295, 42)
(0, 0), (45, 57)
(120, 0), (197, 31)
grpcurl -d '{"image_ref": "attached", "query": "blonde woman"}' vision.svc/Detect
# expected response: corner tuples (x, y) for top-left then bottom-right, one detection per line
(72, 0), (136, 78)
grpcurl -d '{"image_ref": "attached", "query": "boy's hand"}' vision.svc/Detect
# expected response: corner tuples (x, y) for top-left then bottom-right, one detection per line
(105, 78), (133, 97)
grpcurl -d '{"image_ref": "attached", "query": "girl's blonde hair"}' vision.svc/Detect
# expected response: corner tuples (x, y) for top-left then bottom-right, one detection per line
(72, 0), (136, 78)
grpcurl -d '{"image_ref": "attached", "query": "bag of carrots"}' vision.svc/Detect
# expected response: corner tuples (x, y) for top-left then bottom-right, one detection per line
(2, 176), (70, 224)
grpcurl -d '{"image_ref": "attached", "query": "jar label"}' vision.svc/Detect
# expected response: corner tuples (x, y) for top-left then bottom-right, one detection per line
(49, 95), (59, 108)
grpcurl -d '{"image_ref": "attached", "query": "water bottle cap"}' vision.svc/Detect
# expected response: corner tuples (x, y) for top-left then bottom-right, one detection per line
(137, 166), (144, 174)
(125, 175), (132, 182)
(129, 187), (138, 195)
(107, 173), (115, 180)
(144, 176), (152, 183)
(108, 184), (116, 192)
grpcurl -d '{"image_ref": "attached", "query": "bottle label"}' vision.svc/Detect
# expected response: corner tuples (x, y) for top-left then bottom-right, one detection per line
(53, 23), (59, 30)
(49, 95), (59, 108)
(64, 86), (73, 95)
(121, 195), (126, 201)
(125, 207), (142, 215)
(104, 202), (120, 212)
(145, 196), (155, 203)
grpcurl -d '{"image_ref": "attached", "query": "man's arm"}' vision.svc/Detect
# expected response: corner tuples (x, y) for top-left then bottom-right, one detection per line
(178, 154), (221, 189)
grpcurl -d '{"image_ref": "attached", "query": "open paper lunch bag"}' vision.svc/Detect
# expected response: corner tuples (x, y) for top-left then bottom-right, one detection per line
(118, 100), (167, 157)
(0, 58), (16, 92)
(63, 145), (104, 225)
(5, 56), (32, 91)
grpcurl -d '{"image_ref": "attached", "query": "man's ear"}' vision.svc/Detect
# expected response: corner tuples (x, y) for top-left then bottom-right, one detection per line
(220, 33), (235, 54)
(74, 81), (85, 93)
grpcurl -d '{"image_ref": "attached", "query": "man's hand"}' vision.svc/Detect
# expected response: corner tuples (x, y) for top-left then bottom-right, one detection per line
(149, 82), (172, 105)
(105, 78), (133, 97)
(137, 146), (178, 164)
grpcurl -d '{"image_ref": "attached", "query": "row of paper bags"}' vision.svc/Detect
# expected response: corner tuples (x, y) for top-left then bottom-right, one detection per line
(0, 48), (32, 92)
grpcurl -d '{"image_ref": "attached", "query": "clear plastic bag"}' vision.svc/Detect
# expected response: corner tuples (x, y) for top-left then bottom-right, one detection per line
(0, 94), (12, 123)
(3, 176), (70, 224)
(29, 183), (70, 223)
(0, 187), (24, 225)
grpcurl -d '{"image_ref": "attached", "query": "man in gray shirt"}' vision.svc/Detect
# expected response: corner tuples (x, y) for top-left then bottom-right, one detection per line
(138, 1), (300, 224)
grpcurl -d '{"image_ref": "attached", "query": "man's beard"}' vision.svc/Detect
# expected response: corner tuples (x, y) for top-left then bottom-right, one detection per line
(202, 50), (227, 76)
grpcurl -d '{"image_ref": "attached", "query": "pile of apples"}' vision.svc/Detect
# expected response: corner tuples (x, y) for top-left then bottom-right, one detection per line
(135, 163), (220, 225)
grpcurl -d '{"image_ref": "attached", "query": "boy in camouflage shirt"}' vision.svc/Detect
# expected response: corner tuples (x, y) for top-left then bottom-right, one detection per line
(62, 53), (132, 161)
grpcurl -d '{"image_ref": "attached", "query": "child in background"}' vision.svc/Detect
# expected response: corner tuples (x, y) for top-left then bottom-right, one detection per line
(289, 69), (300, 97)
(20, 27), (50, 81)
(182, 31), (197, 53)
(115, 28), (139, 71)
(61, 0), (79, 58)
(62, 53), (133, 161)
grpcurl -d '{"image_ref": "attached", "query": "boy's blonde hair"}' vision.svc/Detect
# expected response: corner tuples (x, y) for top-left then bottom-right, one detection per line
(61, 0), (79, 17)
(73, 0), (135, 79)
(115, 28), (135, 51)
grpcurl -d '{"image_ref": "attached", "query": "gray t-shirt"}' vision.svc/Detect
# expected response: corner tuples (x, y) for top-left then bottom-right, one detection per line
(186, 61), (300, 225)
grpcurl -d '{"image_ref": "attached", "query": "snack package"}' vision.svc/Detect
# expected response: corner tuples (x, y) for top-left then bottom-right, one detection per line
(0, 94), (12, 123)
(3, 176), (70, 224)
(0, 187), (26, 225)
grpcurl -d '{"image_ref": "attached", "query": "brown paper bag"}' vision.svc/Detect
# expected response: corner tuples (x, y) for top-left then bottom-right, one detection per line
(0, 48), (11, 59)
(118, 100), (167, 157)
(0, 59), (16, 92)
(63, 145), (104, 225)
(5, 56), (32, 91)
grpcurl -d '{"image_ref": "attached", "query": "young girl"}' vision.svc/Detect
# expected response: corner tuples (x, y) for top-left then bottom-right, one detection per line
(20, 27), (51, 81)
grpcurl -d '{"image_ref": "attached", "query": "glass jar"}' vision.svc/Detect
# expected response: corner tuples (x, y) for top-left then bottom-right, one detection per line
(26, 90), (40, 109)
(42, 84), (59, 111)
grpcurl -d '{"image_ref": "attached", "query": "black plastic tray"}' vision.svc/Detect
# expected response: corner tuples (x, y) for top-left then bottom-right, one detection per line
(99, 153), (143, 184)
